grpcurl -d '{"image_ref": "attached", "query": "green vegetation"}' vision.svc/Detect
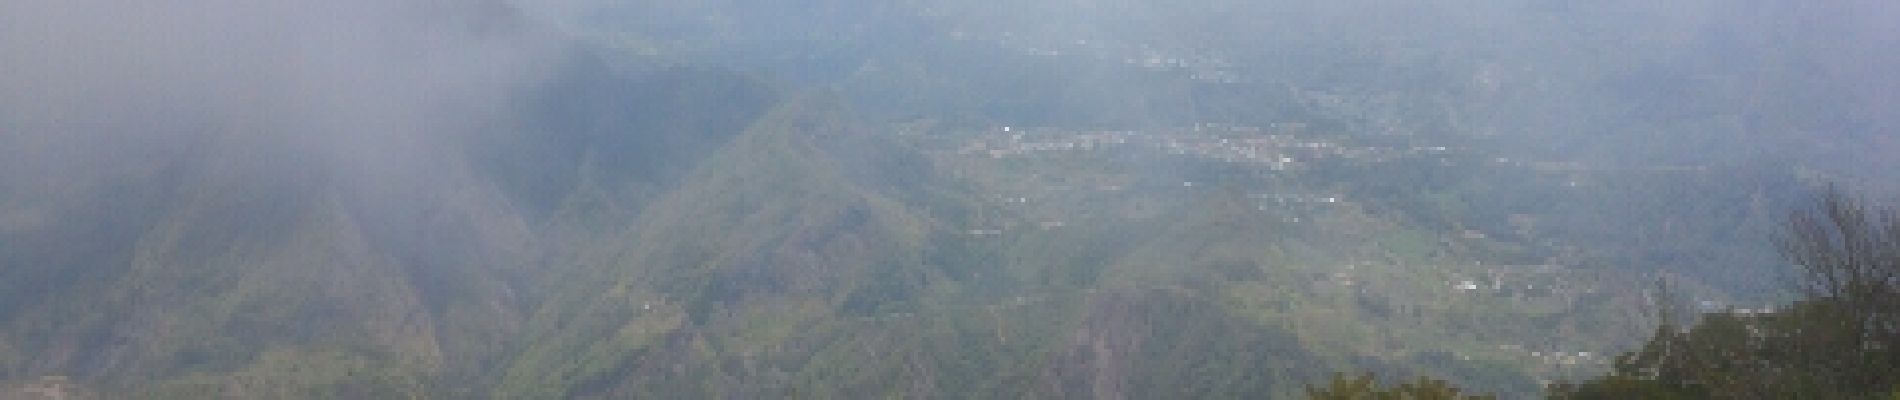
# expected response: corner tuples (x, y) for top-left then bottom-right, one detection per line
(486, 92), (1657, 398)
(0, 75), (1806, 398)
(1332, 185), (1900, 400)
(132, 348), (429, 400)
(1550, 186), (1900, 400)
(1307, 373), (1497, 400)
(6, 1), (1894, 398)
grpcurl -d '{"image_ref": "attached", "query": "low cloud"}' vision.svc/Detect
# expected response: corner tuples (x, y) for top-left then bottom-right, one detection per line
(0, 0), (564, 192)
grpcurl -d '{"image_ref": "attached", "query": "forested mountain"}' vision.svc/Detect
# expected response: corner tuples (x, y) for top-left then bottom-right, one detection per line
(1, 0), (1894, 398)
(0, 56), (773, 400)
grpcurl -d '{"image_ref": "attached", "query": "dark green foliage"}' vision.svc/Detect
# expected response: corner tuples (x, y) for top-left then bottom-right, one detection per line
(838, 263), (924, 317)
(1120, 292), (1332, 399)
(1307, 373), (1498, 400)
(1553, 186), (1900, 399)
(1548, 302), (1853, 399)
(489, 58), (780, 218)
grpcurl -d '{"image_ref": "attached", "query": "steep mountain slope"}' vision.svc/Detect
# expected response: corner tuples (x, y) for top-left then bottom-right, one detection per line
(500, 94), (941, 397)
(496, 93), (1664, 398)
(0, 129), (529, 398)
(0, 52), (780, 398)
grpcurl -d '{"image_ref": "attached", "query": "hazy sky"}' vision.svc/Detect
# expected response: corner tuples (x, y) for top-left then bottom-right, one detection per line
(4, 0), (1896, 190)
(0, 0), (566, 196)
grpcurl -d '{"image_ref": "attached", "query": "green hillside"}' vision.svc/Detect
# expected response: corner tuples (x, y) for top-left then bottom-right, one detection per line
(0, 76), (1807, 399)
(0, 59), (780, 398)
(5, 0), (1890, 398)
(490, 93), (1676, 398)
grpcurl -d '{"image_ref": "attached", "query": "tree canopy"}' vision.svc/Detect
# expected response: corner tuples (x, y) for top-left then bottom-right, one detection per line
(1549, 184), (1900, 399)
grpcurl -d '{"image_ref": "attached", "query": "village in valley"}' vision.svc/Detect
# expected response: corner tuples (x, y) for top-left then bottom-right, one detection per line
(832, 18), (1783, 387)
(891, 115), (1739, 380)
(1, 376), (90, 400)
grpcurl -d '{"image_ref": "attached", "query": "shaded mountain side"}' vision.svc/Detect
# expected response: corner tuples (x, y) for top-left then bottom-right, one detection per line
(482, 62), (782, 298)
(477, 57), (780, 221)
(533, 286), (1347, 399)
(0, 123), (213, 330)
(0, 128), (536, 397)
(0, 47), (782, 397)
(497, 93), (942, 397)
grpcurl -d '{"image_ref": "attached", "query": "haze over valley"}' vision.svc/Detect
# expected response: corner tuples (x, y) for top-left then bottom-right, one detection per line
(1, 0), (1896, 398)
